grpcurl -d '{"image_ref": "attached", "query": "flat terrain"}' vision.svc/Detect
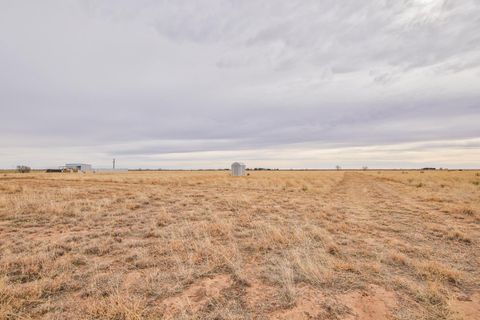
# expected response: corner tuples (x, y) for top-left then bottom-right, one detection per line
(0, 170), (479, 319)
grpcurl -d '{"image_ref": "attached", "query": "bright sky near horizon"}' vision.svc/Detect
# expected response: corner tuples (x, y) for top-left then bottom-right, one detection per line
(1, 0), (479, 169)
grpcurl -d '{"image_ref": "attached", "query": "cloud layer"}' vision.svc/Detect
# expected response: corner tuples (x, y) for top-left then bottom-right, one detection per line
(1, 0), (479, 168)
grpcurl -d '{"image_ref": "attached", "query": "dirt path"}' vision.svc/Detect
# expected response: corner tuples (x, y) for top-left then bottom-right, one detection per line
(313, 172), (480, 319)
(230, 172), (480, 319)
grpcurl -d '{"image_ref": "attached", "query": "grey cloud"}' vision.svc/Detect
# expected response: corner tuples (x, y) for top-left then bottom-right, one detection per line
(0, 0), (479, 168)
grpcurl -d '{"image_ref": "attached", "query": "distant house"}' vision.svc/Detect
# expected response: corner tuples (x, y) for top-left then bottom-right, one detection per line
(231, 162), (246, 176)
(65, 163), (92, 173)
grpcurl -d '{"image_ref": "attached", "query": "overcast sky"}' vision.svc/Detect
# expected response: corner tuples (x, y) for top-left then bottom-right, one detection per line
(1, 0), (479, 169)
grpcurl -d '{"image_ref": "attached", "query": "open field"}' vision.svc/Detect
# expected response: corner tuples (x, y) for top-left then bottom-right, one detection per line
(0, 170), (479, 319)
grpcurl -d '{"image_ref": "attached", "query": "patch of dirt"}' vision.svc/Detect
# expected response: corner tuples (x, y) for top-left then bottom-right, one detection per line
(270, 284), (398, 320)
(122, 270), (143, 290)
(450, 292), (480, 320)
(338, 284), (398, 320)
(161, 274), (233, 318)
(270, 284), (325, 319)
(244, 278), (278, 312)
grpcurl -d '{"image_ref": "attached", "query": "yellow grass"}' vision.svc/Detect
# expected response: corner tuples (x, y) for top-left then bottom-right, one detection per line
(0, 170), (479, 319)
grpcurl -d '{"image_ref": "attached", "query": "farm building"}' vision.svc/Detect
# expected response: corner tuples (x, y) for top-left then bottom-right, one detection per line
(231, 162), (246, 176)
(64, 163), (92, 173)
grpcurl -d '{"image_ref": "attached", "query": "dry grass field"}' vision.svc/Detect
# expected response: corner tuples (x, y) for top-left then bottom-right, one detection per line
(0, 170), (479, 319)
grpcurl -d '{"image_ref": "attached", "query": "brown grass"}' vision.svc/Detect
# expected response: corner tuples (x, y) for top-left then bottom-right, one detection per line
(0, 170), (479, 319)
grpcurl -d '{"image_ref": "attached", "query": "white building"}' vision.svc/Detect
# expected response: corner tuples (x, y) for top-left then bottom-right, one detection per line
(65, 163), (92, 173)
(231, 162), (246, 176)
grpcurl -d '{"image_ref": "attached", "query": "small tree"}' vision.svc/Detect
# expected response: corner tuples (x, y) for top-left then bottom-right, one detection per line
(362, 166), (368, 171)
(16, 165), (31, 173)
(335, 165), (341, 171)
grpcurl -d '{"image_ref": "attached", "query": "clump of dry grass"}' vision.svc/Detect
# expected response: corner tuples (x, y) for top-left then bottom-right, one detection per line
(414, 281), (453, 320)
(414, 261), (462, 285)
(387, 251), (410, 267)
(268, 257), (296, 307)
(446, 229), (472, 244)
(0, 277), (14, 319)
(453, 207), (476, 216)
(83, 292), (148, 320)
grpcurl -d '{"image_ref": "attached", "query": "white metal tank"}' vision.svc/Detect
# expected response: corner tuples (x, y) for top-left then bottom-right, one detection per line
(231, 162), (246, 176)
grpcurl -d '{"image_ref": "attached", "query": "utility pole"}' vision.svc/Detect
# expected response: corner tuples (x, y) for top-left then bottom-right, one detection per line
(113, 158), (116, 169)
